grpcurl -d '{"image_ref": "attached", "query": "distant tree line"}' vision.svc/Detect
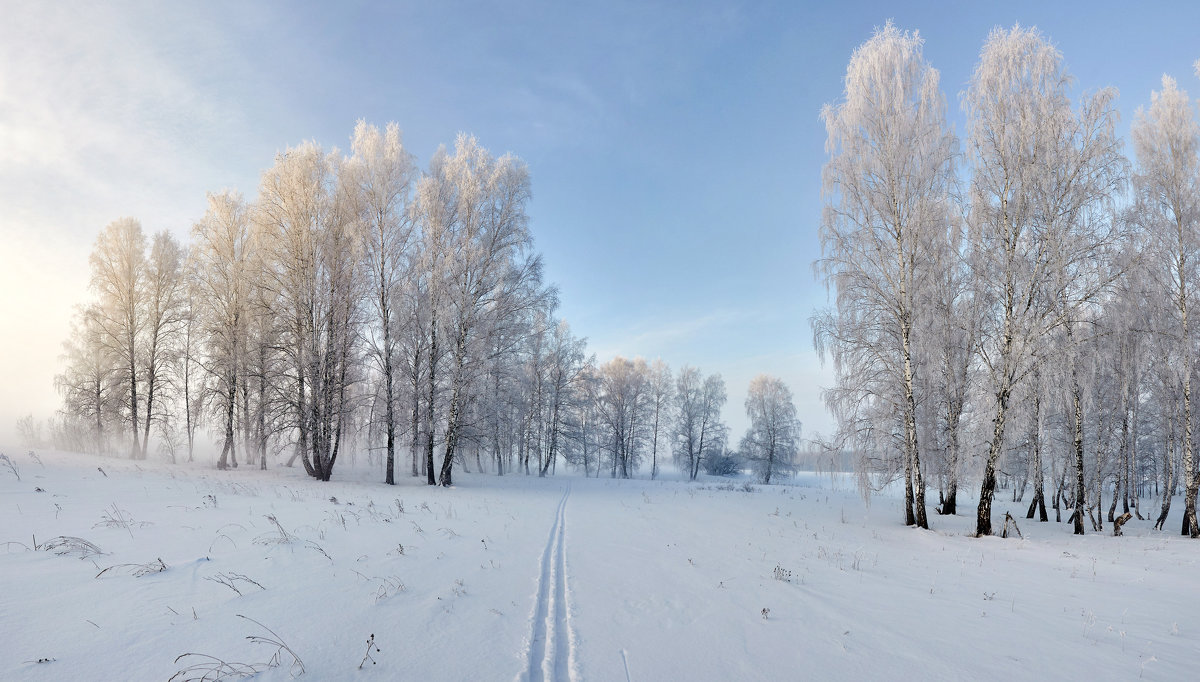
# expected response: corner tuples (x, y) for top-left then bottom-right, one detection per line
(815, 22), (1200, 537)
(51, 123), (802, 485)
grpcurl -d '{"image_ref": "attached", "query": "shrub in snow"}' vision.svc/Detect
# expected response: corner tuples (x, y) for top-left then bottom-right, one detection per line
(703, 452), (742, 477)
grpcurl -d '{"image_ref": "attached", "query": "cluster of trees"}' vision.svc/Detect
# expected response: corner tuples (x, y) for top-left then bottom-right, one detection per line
(815, 22), (1200, 537)
(53, 122), (802, 485)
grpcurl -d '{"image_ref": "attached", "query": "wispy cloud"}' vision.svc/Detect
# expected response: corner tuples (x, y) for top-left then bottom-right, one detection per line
(589, 306), (767, 361)
(0, 2), (274, 238)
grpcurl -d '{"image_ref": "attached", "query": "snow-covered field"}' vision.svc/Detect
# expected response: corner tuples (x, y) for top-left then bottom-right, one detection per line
(2, 451), (1198, 681)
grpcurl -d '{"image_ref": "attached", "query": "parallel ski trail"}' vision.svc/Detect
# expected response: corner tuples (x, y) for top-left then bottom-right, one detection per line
(525, 484), (573, 681)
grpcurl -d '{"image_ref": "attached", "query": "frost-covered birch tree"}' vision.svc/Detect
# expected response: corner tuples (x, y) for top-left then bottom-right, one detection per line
(596, 356), (649, 479)
(741, 374), (800, 484)
(397, 258), (430, 478)
(1132, 75), (1200, 536)
(138, 231), (187, 459)
(965, 25), (1126, 536)
(55, 304), (121, 454)
(191, 192), (251, 470)
(175, 265), (207, 463)
(256, 143), (365, 481)
(351, 120), (417, 485)
(918, 220), (977, 516)
(814, 22), (955, 528)
(428, 135), (534, 487)
(539, 319), (587, 477)
(494, 258), (552, 476)
(412, 158), (454, 484)
(646, 359), (673, 480)
(88, 218), (147, 458)
(672, 366), (727, 481)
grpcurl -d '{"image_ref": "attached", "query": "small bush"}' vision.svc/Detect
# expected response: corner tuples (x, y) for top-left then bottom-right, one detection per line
(703, 453), (742, 477)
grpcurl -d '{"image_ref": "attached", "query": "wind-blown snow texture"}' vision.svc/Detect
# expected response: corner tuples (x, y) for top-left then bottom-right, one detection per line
(2, 451), (1198, 680)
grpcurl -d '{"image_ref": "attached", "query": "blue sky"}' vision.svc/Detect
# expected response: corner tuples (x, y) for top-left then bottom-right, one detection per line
(2, 0), (1198, 447)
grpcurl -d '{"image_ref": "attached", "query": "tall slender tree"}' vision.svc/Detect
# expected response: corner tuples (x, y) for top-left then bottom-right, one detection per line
(192, 192), (251, 470)
(1132, 75), (1200, 536)
(426, 135), (534, 487)
(89, 218), (147, 458)
(964, 25), (1126, 536)
(139, 231), (187, 459)
(539, 320), (587, 477)
(352, 120), (417, 485)
(646, 359), (673, 480)
(257, 142), (365, 481)
(815, 22), (955, 528)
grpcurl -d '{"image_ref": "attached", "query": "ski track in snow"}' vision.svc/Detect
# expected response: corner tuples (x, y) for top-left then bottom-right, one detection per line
(525, 483), (574, 681)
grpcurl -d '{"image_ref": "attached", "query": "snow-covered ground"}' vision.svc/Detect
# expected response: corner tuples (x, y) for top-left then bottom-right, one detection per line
(2, 451), (1198, 680)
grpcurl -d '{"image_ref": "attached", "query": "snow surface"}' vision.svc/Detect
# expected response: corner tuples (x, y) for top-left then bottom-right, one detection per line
(2, 451), (1198, 680)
